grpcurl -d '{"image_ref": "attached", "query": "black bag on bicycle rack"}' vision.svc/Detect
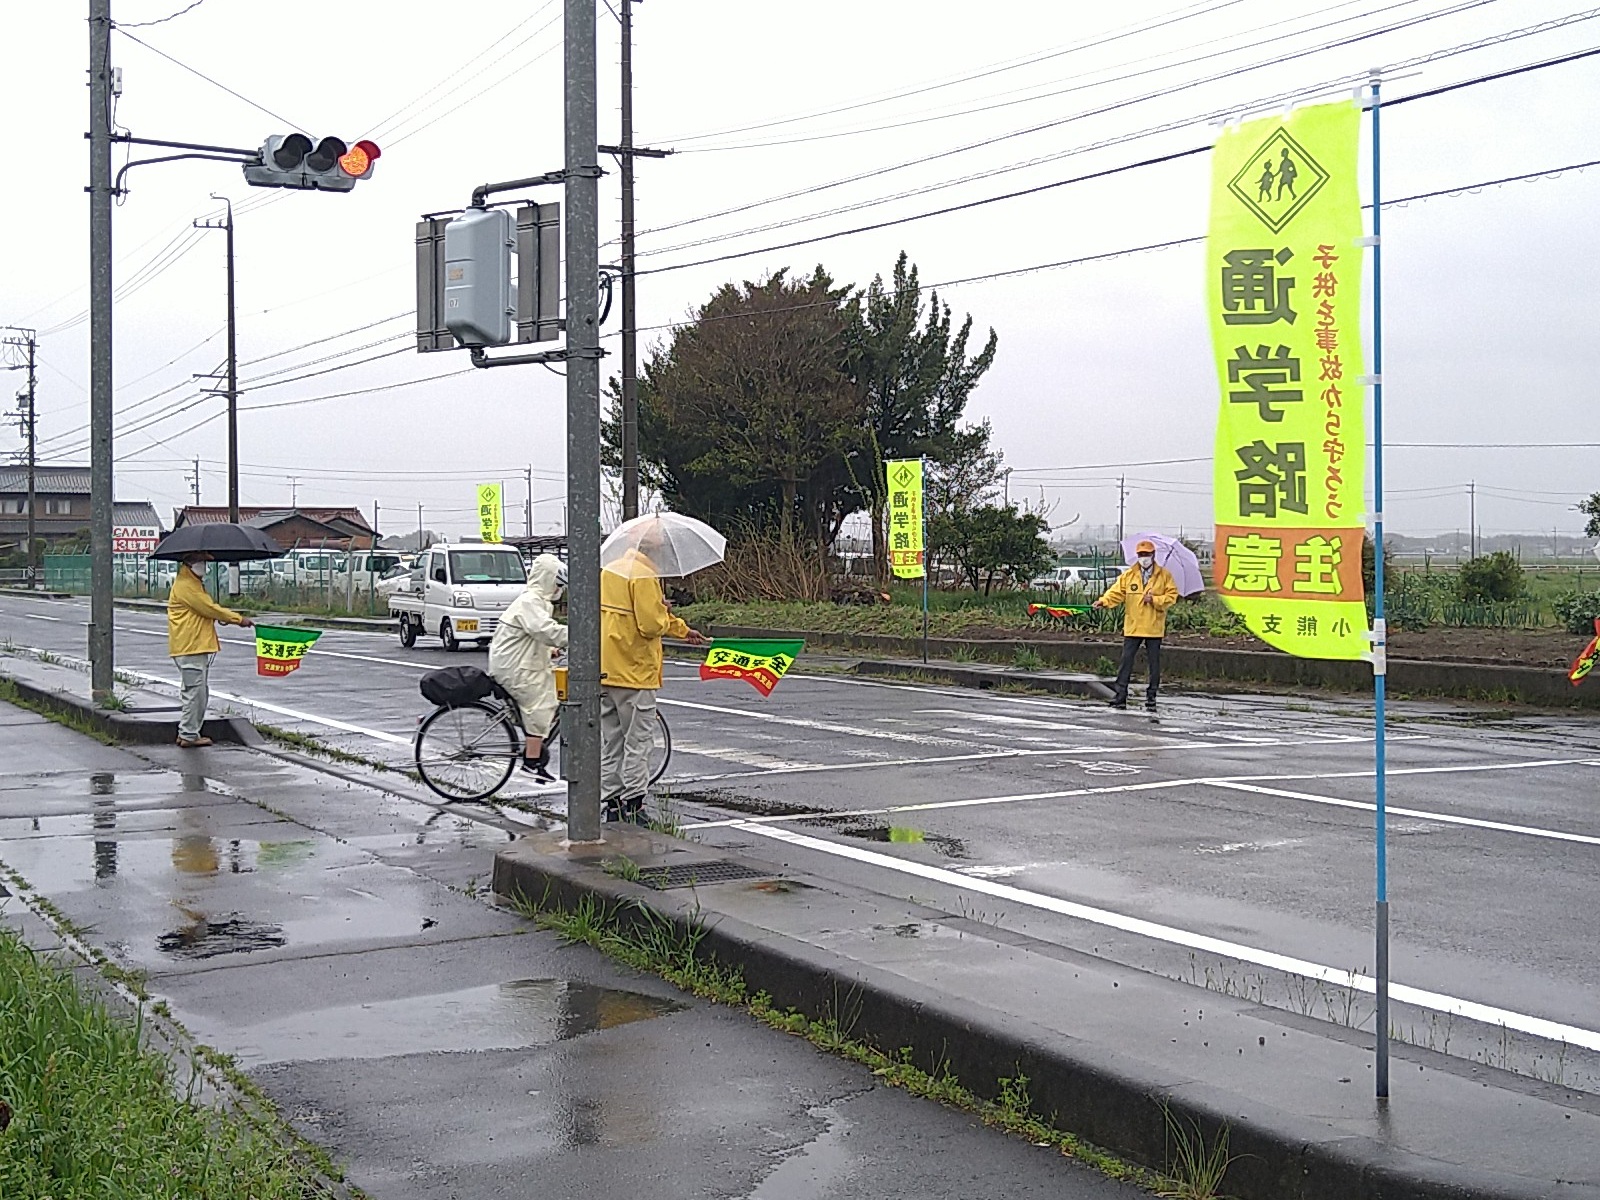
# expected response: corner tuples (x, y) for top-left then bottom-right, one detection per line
(419, 666), (497, 708)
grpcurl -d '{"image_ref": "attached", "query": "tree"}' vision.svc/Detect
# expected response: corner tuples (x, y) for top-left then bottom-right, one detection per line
(1579, 492), (1600, 539)
(603, 268), (864, 544)
(930, 503), (1051, 595)
(852, 253), (998, 583)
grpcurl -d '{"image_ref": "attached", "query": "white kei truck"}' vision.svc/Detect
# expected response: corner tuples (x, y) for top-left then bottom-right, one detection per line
(388, 543), (528, 651)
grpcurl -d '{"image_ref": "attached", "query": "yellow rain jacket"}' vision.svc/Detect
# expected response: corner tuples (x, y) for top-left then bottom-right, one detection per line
(167, 564), (245, 656)
(600, 549), (688, 690)
(1098, 562), (1179, 638)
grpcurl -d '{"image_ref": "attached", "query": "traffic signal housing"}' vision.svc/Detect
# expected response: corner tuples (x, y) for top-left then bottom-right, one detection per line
(243, 134), (381, 191)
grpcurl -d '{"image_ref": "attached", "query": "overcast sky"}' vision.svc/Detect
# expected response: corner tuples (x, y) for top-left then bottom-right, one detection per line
(2, 0), (1596, 543)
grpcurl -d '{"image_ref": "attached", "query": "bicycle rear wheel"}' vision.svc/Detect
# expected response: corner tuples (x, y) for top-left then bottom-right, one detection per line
(545, 708), (670, 785)
(414, 701), (520, 802)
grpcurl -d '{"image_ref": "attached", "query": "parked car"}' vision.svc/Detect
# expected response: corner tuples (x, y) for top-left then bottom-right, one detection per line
(374, 562), (416, 601)
(389, 543), (528, 651)
(1028, 565), (1120, 597)
(334, 551), (404, 597)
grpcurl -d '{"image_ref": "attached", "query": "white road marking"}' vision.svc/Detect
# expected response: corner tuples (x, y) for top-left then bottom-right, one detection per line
(658, 697), (970, 748)
(672, 744), (823, 771)
(24, 613), (62, 622)
(916, 709), (1103, 732)
(734, 820), (1600, 1053)
(681, 756), (1600, 836)
(1210, 780), (1600, 847)
(674, 731), (1412, 786)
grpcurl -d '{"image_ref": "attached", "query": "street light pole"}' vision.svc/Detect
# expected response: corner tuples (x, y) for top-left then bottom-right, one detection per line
(88, 0), (115, 699)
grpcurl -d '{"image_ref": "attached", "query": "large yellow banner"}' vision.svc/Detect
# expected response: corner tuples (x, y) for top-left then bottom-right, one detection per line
(477, 482), (503, 543)
(885, 459), (925, 579)
(1209, 101), (1368, 660)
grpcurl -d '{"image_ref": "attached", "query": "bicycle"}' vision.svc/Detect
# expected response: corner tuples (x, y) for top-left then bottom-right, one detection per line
(413, 685), (672, 804)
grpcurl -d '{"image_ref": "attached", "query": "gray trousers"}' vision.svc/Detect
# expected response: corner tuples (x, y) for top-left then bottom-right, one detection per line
(600, 686), (656, 803)
(173, 653), (214, 740)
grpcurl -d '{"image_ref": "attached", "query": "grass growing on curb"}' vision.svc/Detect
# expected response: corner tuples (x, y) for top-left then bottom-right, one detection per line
(0, 677), (116, 745)
(257, 723), (400, 774)
(507, 889), (1170, 1192)
(0, 927), (328, 1199)
(1157, 1105), (1235, 1200)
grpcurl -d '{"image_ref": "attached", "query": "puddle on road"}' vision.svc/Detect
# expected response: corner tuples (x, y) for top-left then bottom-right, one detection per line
(799, 815), (968, 859)
(234, 978), (686, 1065)
(158, 908), (288, 959)
(749, 1103), (855, 1199)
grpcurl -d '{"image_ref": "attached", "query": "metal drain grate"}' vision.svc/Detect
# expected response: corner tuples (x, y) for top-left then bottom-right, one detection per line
(635, 860), (773, 890)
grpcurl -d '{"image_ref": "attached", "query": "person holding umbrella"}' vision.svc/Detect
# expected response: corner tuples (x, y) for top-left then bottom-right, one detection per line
(151, 521), (282, 748)
(1094, 538), (1179, 712)
(167, 551), (252, 747)
(599, 514), (716, 822)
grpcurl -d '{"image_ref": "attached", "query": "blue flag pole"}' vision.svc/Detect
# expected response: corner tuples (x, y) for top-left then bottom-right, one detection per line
(1368, 73), (1391, 1102)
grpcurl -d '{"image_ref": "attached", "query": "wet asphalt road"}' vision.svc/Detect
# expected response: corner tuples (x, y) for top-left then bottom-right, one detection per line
(5, 592), (1600, 1090)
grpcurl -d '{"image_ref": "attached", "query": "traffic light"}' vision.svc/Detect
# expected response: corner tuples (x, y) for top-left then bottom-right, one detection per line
(243, 134), (381, 192)
(442, 208), (515, 347)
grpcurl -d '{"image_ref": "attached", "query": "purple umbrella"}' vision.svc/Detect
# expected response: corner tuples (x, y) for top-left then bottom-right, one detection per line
(1119, 533), (1205, 598)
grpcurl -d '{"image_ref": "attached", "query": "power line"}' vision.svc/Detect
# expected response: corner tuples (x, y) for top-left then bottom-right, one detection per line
(635, 5), (1592, 247)
(637, 44), (1600, 280)
(114, 28), (305, 130)
(117, 0), (209, 28)
(239, 311), (410, 368)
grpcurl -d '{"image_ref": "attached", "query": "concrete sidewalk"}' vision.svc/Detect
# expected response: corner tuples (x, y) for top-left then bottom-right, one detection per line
(495, 824), (1600, 1200)
(0, 677), (1142, 1198)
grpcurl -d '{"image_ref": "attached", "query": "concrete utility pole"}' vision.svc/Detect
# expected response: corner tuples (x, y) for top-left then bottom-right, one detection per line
(194, 196), (239, 523)
(1468, 481), (1476, 559)
(565, 0), (604, 842)
(88, 0), (116, 699)
(525, 465), (534, 537)
(3, 329), (37, 588)
(189, 458), (201, 505)
(1116, 475), (1127, 545)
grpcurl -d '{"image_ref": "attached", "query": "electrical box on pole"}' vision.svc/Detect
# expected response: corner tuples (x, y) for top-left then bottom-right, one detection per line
(416, 202), (562, 353)
(443, 207), (515, 347)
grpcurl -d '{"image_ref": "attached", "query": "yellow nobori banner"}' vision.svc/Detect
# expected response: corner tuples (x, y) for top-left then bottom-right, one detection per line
(477, 482), (503, 543)
(1209, 100), (1368, 660)
(885, 459), (925, 579)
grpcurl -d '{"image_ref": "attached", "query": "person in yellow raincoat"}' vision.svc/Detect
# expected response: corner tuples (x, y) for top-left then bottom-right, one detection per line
(488, 554), (568, 781)
(600, 544), (708, 822)
(166, 552), (253, 747)
(1094, 539), (1179, 711)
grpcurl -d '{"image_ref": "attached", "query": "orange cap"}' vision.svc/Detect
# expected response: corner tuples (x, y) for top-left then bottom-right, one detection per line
(1135, 539), (1156, 554)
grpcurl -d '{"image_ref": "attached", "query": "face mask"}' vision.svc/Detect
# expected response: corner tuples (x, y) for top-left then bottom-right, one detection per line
(1137, 555), (1154, 568)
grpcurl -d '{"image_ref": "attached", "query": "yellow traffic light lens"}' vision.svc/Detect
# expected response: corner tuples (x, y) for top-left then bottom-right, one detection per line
(338, 145), (371, 177)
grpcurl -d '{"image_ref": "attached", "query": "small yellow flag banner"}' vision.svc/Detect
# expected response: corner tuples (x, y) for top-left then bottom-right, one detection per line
(885, 459), (925, 579)
(700, 639), (804, 697)
(1209, 100), (1368, 661)
(255, 625), (322, 678)
(477, 482), (503, 543)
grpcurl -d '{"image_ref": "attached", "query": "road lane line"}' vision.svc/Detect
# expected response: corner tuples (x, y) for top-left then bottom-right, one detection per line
(24, 613), (62, 622)
(734, 820), (1600, 1053)
(1209, 780), (1600, 847)
(681, 756), (1600, 832)
(658, 697), (971, 748)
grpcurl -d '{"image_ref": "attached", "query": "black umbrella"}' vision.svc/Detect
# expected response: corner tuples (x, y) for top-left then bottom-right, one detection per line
(149, 523), (285, 563)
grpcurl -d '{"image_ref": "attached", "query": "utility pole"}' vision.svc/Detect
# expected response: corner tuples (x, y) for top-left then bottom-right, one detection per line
(610, 0), (669, 522)
(565, 0), (604, 842)
(194, 196), (239, 523)
(2, 328), (37, 589)
(417, 503), (424, 552)
(1468, 480), (1476, 559)
(1116, 475), (1127, 545)
(189, 458), (201, 505)
(525, 465), (534, 537)
(289, 476), (299, 507)
(88, 0), (115, 699)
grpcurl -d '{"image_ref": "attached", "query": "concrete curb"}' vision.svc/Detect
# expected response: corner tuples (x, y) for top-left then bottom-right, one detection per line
(494, 837), (1569, 1200)
(708, 624), (1599, 710)
(0, 667), (259, 747)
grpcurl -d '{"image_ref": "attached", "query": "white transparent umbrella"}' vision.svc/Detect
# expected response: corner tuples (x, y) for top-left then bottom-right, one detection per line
(600, 512), (727, 579)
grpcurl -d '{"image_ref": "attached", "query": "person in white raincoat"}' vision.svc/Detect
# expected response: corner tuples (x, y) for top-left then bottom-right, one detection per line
(488, 554), (569, 779)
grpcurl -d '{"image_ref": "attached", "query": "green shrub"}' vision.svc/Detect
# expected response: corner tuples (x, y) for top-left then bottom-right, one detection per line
(1553, 589), (1600, 635)
(1456, 552), (1525, 603)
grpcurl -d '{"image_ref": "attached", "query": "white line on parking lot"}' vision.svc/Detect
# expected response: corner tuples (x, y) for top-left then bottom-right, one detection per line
(734, 819), (1600, 1053)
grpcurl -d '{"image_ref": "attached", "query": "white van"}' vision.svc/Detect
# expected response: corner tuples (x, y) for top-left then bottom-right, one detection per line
(335, 550), (403, 596)
(389, 543), (527, 651)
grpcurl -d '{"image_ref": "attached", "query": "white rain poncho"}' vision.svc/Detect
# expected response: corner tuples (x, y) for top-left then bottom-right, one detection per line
(487, 554), (569, 737)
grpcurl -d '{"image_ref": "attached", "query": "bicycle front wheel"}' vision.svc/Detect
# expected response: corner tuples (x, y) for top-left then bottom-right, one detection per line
(648, 709), (671, 785)
(414, 702), (520, 802)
